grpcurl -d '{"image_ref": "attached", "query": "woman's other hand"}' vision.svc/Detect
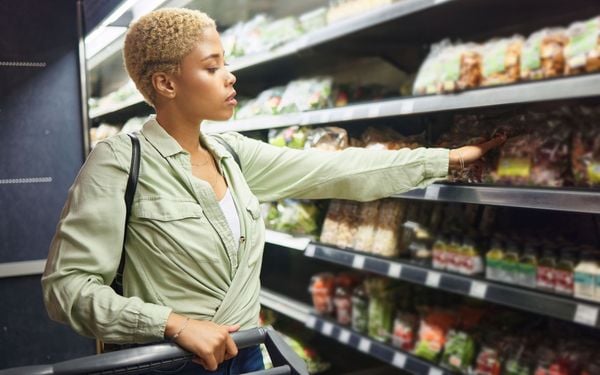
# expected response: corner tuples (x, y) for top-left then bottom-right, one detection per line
(165, 313), (239, 371)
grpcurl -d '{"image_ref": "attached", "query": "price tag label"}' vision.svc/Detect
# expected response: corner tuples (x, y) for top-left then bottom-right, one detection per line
(400, 100), (414, 114)
(388, 263), (402, 278)
(426, 272), (441, 288)
(352, 255), (366, 269)
(304, 245), (316, 257)
(368, 105), (381, 118)
(319, 112), (331, 123)
(339, 329), (351, 344)
(358, 338), (371, 353)
(392, 352), (407, 368)
(342, 108), (354, 121)
(306, 315), (317, 329)
(469, 281), (488, 299)
(322, 322), (334, 336)
(429, 368), (443, 375)
(424, 185), (441, 200)
(574, 304), (599, 326)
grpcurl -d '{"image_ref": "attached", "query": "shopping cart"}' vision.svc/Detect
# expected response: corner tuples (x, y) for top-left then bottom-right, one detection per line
(0, 327), (308, 375)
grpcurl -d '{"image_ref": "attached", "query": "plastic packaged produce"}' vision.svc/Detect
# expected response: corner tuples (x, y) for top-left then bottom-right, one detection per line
(554, 248), (577, 296)
(365, 277), (394, 342)
(392, 311), (418, 351)
(352, 200), (381, 252)
(267, 200), (321, 237)
(440, 330), (476, 373)
(335, 201), (361, 249)
(530, 120), (571, 187)
(281, 334), (331, 374)
(268, 126), (308, 149)
(261, 17), (303, 50)
(254, 86), (286, 116)
(475, 347), (502, 375)
(439, 43), (482, 93)
(493, 134), (535, 185)
(520, 28), (568, 80)
(574, 250), (600, 302)
(481, 36), (524, 87)
(277, 77), (333, 113)
(234, 98), (259, 119)
(299, 7), (327, 33)
(502, 242), (521, 284)
(571, 113), (600, 187)
(361, 126), (424, 150)
(351, 283), (369, 334)
(371, 199), (406, 257)
(305, 127), (349, 151)
(333, 286), (352, 325)
(309, 273), (336, 315)
(90, 123), (120, 149)
(230, 14), (271, 57)
(320, 200), (343, 245)
(518, 245), (538, 288)
(413, 40), (449, 95)
(326, 0), (393, 24)
(414, 310), (456, 362)
(537, 248), (557, 292)
(564, 17), (600, 75)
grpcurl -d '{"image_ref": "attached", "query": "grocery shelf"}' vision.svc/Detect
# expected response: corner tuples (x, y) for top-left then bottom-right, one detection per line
(259, 289), (311, 324)
(203, 74), (600, 134)
(304, 243), (600, 329)
(260, 288), (451, 375)
(264, 229), (311, 251)
(89, 95), (151, 123)
(395, 184), (600, 214)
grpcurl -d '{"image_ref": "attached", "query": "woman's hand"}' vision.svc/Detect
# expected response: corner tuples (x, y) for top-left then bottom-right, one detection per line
(448, 134), (507, 169)
(165, 313), (239, 371)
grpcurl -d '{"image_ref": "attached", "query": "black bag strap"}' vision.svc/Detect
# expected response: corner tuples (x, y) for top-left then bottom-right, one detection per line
(212, 135), (241, 171)
(111, 133), (141, 295)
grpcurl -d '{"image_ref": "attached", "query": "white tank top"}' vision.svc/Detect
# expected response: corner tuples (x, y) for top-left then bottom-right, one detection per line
(218, 188), (241, 246)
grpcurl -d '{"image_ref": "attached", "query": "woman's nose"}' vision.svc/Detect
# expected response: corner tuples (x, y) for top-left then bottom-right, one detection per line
(227, 71), (236, 86)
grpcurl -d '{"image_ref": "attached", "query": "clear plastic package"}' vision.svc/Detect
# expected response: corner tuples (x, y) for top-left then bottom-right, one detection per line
(371, 199), (406, 257)
(564, 17), (600, 75)
(481, 36), (524, 87)
(520, 28), (568, 80)
(352, 200), (381, 253)
(305, 127), (349, 151)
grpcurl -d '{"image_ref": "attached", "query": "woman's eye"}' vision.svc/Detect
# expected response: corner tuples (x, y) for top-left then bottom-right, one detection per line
(207, 67), (219, 73)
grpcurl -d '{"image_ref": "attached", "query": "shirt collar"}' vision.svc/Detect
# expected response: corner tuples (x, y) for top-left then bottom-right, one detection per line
(141, 115), (230, 162)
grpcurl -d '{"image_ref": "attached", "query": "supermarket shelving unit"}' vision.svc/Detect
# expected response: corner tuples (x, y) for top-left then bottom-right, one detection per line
(88, 0), (600, 373)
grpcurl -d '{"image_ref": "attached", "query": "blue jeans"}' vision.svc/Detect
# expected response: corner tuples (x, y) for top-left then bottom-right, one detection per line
(151, 345), (264, 374)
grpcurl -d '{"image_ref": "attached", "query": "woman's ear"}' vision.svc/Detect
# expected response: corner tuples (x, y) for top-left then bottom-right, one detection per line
(152, 72), (176, 100)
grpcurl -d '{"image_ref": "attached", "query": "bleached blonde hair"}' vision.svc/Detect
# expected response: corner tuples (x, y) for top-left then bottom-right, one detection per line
(123, 8), (216, 107)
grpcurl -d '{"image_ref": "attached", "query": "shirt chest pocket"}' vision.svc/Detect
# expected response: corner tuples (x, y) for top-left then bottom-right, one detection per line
(132, 199), (219, 263)
(245, 196), (265, 267)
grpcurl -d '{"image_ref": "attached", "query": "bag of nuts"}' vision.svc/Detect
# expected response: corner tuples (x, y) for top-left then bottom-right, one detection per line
(521, 28), (568, 80)
(564, 17), (600, 75)
(439, 43), (482, 93)
(481, 36), (524, 87)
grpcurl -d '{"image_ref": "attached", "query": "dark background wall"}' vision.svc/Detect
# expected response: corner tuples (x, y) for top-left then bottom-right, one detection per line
(0, 0), (96, 368)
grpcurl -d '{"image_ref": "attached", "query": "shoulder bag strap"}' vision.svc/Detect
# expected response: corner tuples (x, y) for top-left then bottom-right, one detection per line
(111, 133), (141, 295)
(212, 135), (241, 171)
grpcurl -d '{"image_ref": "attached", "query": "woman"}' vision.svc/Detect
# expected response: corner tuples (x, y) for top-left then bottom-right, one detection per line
(42, 7), (505, 374)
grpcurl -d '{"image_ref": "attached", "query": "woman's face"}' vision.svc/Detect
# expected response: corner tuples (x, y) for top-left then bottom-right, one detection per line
(171, 27), (237, 122)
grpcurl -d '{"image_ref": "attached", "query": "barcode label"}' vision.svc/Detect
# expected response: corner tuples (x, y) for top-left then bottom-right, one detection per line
(424, 185), (441, 200)
(305, 246), (316, 257)
(339, 329), (351, 344)
(322, 322), (334, 336)
(352, 255), (366, 269)
(358, 338), (371, 353)
(469, 281), (488, 299)
(429, 368), (443, 375)
(574, 304), (599, 326)
(392, 353), (407, 368)
(426, 272), (441, 288)
(306, 315), (317, 329)
(388, 263), (402, 278)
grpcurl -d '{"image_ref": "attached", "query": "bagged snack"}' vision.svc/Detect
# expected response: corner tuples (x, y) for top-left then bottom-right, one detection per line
(299, 7), (327, 33)
(481, 36), (524, 87)
(231, 14), (271, 57)
(414, 309), (456, 362)
(269, 200), (321, 236)
(475, 346), (502, 375)
(305, 127), (349, 151)
(353, 200), (381, 253)
(261, 16), (303, 51)
(320, 200), (343, 244)
(278, 77), (333, 113)
(571, 107), (600, 187)
(392, 311), (418, 351)
(309, 273), (336, 315)
(268, 126), (309, 149)
(361, 126), (424, 150)
(413, 40), (449, 95)
(439, 43), (482, 93)
(521, 28), (568, 80)
(281, 334), (331, 374)
(371, 199), (406, 257)
(492, 134), (536, 185)
(564, 17), (600, 75)
(333, 286), (352, 325)
(335, 200), (361, 249)
(352, 283), (369, 334)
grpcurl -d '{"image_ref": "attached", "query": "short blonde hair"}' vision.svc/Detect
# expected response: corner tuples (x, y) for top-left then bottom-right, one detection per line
(123, 8), (216, 106)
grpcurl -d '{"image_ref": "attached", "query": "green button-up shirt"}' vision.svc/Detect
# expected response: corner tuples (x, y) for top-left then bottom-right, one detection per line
(42, 117), (449, 344)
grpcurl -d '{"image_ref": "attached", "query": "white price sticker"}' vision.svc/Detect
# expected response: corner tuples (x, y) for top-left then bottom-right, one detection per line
(322, 322), (334, 336)
(352, 255), (366, 269)
(392, 353), (407, 369)
(304, 245), (316, 257)
(429, 368), (443, 375)
(574, 304), (599, 326)
(306, 315), (317, 329)
(388, 263), (402, 278)
(424, 185), (441, 200)
(342, 108), (354, 121)
(469, 281), (488, 299)
(319, 112), (331, 123)
(339, 329), (351, 344)
(400, 100), (414, 114)
(358, 338), (371, 353)
(426, 272), (441, 288)
(368, 105), (381, 118)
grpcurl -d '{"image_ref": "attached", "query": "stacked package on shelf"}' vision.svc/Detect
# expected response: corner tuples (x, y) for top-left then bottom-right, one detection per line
(413, 15), (600, 95)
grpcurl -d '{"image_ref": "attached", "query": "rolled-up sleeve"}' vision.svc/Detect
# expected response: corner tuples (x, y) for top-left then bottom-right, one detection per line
(220, 132), (449, 202)
(41, 139), (171, 344)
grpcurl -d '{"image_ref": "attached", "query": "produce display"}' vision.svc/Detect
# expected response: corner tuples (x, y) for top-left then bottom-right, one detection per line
(308, 277), (600, 374)
(413, 15), (600, 95)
